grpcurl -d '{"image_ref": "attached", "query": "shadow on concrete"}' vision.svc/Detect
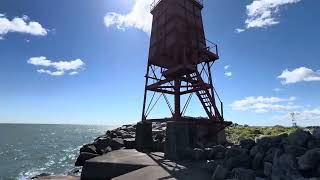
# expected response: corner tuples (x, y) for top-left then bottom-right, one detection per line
(147, 152), (211, 180)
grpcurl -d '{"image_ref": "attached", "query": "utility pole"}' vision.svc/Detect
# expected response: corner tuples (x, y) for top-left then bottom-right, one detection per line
(290, 112), (298, 127)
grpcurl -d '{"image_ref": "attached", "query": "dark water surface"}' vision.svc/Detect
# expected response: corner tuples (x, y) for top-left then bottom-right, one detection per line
(0, 124), (112, 179)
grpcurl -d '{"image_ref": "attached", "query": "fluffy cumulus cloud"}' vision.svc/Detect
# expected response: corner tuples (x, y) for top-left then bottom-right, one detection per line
(27, 56), (85, 76)
(230, 96), (299, 113)
(278, 67), (320, 84)
(0, 14), (47, 39)
(236, 0), (302, 32)
(104, 0), (153, 35)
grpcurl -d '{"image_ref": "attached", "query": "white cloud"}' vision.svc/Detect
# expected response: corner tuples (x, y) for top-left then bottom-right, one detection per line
(225, 72), (233, 77)
(224, 65), (232, 77)
(278, 67), (320, 84)
(235, 28), (245, 33)
(231, 96), (299, 113)
(28, 56), (85, 76)
(69, 71), (79, 76)
(272, 108), (320, 124)
(0, 14), (47, 38)
(236, 0), (302, 32)
(28, 56), (52, 66)
(37, 69), (64, 76)
(104, 0), (153, 35)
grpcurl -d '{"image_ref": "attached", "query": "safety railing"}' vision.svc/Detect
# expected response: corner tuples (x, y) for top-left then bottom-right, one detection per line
(212, 86), (223, 119)
(150, 0), (204, 12)
(205, 39), (219, 56)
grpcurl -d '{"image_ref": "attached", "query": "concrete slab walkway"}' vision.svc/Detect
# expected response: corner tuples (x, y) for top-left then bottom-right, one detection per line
(81, 150), (211, 180)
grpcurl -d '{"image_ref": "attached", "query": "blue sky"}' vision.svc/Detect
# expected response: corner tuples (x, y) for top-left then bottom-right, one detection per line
(0, 0), (319, 126)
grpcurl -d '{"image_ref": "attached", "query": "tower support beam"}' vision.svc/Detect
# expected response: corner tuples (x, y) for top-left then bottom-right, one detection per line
(174, 79), (181, 120)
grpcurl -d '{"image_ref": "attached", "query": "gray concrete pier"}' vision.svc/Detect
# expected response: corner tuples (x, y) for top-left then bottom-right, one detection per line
(81, 149), (211, 180)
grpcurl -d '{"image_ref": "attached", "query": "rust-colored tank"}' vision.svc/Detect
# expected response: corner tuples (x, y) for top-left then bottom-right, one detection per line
(148, 0), (218, 74)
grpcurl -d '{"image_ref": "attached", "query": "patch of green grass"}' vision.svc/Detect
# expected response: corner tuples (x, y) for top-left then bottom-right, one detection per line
(260, 125), (297, 136)
(225, 125), (298, 144)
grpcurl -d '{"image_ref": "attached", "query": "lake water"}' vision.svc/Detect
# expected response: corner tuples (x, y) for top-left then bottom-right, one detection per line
(0, 124), (112, 179)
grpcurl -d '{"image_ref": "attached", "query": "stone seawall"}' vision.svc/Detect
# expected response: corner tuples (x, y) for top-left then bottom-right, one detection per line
(33, 124), (320, 179)
(74, 123), (320, 179)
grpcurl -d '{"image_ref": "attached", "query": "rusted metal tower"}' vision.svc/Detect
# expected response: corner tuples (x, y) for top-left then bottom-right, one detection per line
(141, 0), (230, 131)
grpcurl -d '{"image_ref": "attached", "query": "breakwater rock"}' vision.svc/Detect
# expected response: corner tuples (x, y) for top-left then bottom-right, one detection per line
(75, 124), (320, 179)
(75, 123), (166, 166)
(206, 128), (320, 180)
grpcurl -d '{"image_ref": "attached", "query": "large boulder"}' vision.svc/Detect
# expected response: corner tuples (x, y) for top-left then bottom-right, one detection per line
(119, 124), (135, 133)
(225, 147), (248, 159)
(94, 138), (112, 154)
(232, 168), (255, 180)
(313, 128), (320, 139)
(307, 138), (320, 149)
(80, 144), (98, 154)
(298, 148), (320, 171)
(109, 138), (125, 150)
(225, 151), (251, 170)
(204, 147), (215, 160)
(263, 147), (281, 163)
(123, 138), (136, 149)
(287, 129), (311, 147)
(75, 152), (99, 166)
(225, 147), (250, 169)
(264, 162), (272, 177)
(256, 134), (287, 148)
(211, 165), (229, 180)
(212, 145), (226, 159)
(240, 139), (256, 150)
(252, 152), (264, 170)
(272, 152), (302, 180)
(263, 153), (274, 163)
(283, 144), (307, 157)
(105, 130), (117, 138)
(204, 159), (224, 172)
(250, 145), (266, 157)
(122, 132), (135, 139)
(192, 148), (206, 160)
(93, 137), (124, 152)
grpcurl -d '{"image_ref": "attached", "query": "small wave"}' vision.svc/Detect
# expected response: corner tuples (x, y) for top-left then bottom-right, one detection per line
(45, 159), (55, 167)
(17, 168), (49, 180)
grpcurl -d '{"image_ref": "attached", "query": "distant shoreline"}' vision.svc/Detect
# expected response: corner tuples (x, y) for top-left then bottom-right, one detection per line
(0, 123), (118, 127)
(0, 122), (317, 128)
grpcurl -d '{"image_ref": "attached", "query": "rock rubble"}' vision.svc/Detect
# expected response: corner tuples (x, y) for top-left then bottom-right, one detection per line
(75, 123), (320, 179)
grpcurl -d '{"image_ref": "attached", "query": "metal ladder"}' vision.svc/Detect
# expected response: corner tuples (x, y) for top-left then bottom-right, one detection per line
(189, 71), (221, 121)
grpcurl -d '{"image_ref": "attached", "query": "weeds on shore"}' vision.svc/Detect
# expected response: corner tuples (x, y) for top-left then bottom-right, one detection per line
(225, 125), (299, 144)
